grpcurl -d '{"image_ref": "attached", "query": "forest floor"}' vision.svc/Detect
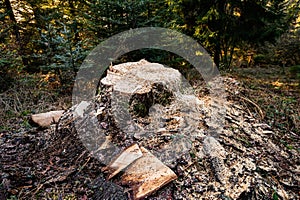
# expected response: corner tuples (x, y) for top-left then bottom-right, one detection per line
(229, 65), (299, 136)
(0, 65), (299, 199)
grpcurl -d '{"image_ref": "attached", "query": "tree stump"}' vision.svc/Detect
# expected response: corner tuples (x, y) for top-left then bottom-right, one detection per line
(54, 60), (299, 199)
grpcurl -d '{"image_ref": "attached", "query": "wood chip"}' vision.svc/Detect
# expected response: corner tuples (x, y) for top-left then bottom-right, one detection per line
(121, 147), (177, 200)
(31, 110), (64, 127)
(103, 143), (143, 180)
(74, 101), (90, 117)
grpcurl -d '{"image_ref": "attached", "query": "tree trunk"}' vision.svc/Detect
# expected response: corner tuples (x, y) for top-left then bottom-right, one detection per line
(214, 38), (221, 68)
(27, 0), (45, 35)
(4, 0), (20, 43)
(69, 0), (79, 42)
(4, 0), (30, 67)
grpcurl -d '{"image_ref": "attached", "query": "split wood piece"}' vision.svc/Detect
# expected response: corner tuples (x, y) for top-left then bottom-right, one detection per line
(102, 143), (143, 180)
(31, 110), (64, 127)
(121, 147), (178, 200)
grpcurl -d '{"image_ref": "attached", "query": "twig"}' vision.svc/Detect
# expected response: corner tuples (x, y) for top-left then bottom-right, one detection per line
(75, 150), (87, 163)
(78, 157), (91, 172)
(228, 90), (264, 119)
(239, 95), (264, 119)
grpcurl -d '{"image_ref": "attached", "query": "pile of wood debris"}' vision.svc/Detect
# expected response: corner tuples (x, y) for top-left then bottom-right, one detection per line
(1, 60), (299, 199)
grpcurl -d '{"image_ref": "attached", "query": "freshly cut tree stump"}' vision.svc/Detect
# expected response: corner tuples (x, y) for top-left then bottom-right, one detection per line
(51, 60), (299, 199)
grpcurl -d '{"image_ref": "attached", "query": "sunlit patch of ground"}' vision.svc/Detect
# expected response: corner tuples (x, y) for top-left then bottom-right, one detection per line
(228, 65), (299, 137)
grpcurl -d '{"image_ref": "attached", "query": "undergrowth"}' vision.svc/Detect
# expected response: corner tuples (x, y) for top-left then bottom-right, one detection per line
(0, 72), (73, 132)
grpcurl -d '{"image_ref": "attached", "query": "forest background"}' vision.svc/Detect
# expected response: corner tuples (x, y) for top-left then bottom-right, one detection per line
(1, 0), (300, 138)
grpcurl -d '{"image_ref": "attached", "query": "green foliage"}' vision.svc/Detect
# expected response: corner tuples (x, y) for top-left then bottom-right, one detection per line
(255, 26), (300, 68)
(290, 65), (300, 73)
(85, 0), (174, 41)
(253, 54), (267, 64)
(0, 0), (24, 91)
(289, 65), (300, 84)
(275, 29), (300, 66)
(272, 189), (279, 200)
(0, 47), (23, 92)
(32, 22), (89, 81)
(1, 0), (299, 78)
(7, 196), (18, 200)
(177, 0), (295, 68)
(132, 102), (148, 118)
